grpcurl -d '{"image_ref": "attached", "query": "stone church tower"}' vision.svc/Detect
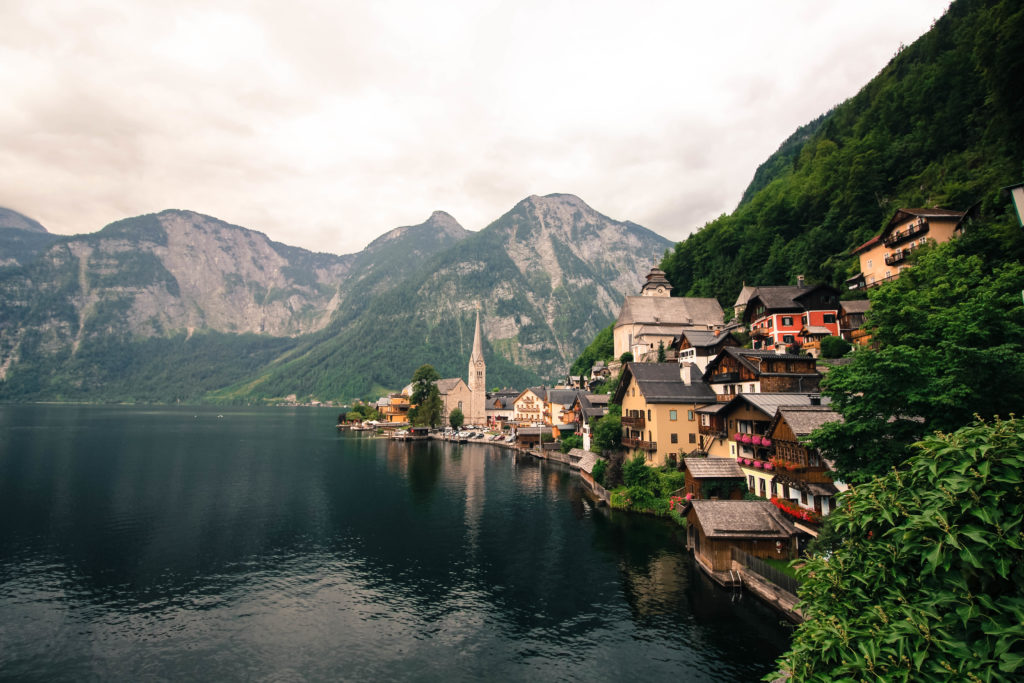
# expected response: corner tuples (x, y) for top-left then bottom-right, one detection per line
(468, 310), (486, 425)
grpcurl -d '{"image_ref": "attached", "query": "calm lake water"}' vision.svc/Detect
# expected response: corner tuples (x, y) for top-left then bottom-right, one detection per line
(0, 405), (791, 681)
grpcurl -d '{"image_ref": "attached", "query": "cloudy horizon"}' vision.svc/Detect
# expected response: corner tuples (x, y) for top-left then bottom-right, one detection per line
(0, 1), (950, 256)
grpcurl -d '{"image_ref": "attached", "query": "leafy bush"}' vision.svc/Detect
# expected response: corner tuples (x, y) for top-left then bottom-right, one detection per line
(559, 433), (582, 453)
(773, 417), (1024, 681)
(819, 335), (851, 358)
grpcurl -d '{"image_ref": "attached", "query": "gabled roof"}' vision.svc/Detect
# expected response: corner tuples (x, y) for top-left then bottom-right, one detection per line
(675, 328), (738, 349)
(683, 457), (744, 479)
(718, 393), (831, 420)
(615, 296), (724, 328)
(733, 284), (758, 309)
(705, 347), (819, 380)
(742, 284), (839, 318)
(613, 362), (716, 404)
(774, 405), (842, 437)
(575, 450), (600, 474)
(840, 299), (871, 315)
(546, 388), (580, 406)
(435, 377), (467, 394)
(571, 393), (611, 419)
(689, 500), (797, 539)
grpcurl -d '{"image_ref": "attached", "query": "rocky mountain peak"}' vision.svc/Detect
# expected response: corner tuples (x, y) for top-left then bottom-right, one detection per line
(0, 207), (48, 233)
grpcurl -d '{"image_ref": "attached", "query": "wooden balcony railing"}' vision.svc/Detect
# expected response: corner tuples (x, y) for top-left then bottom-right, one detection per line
(710, 371), (739, 383)
(698, 424), (725, 437)
(621, 415), (645, 429)
(883, 220), (928, 247)
(885, 249), (910, 266)
(622, 437), (657, 451)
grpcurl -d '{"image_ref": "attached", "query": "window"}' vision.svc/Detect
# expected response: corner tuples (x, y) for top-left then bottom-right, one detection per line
(647, 409), (651, 421)
(688, 433), (696, 444)
(801, 315), (808, 325)
(669, 410), (677, 421)
(687, 410), (694, 421)
(771, 481), (777, 497)
(759, 479), (767, 497)
(671, 433), (678, 444)
(749, 384), (755, 393)
(823, 314), (836, 324)
(867, 259), (873, 269)
(783, 334), (795, 344)
(782, 316), (793, 326)
(458, 401), (463, 410)
(748, 475), (755, 490)
(737, 385), (742, 394)
(885, 270), (891, 278)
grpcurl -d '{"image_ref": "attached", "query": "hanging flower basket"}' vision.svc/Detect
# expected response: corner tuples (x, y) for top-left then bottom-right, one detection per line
(733, 433), (743, 442)
(764, 462), (774, 471)
(740, 434), (752, 444)
(751, 434), (763, 447)
(762, 437), (772, 447)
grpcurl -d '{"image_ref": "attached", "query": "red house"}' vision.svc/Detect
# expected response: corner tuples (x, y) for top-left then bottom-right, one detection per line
(739, 278), (840, 353)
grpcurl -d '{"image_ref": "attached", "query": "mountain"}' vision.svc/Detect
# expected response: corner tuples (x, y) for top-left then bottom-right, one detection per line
(660, 0), (1024, 306)
(224, 194), (672, 400)
(0, 207), (59, 270)
(0, 196), (670, 402)
(0, 207), (48, 234)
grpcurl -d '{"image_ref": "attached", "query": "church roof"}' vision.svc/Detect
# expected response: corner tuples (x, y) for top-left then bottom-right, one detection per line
(470, 311), (484, 363)
(435, 378), (467, 394)
(615, 296), (724, 328)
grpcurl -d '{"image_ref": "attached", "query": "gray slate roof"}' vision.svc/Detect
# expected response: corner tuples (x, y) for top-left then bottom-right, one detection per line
(841, 299), (871, 314)
(730, 393), (831, 417)
(676, 328), (735, 348)
(546, 388), (580, 406)
(777, 405), (842, 436)
(616, 296), (724, 327)
(575, 450), (600, 474)
(616, 362), (716, 404)
(689, 500), (797, 539)
(683, 457), (744, 479)
(435, 378), (466, 394)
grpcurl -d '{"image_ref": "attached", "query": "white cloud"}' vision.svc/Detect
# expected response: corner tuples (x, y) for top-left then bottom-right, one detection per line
(0, 0), (949, 255)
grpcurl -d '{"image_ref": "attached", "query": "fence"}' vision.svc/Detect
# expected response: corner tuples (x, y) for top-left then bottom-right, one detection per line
(730, 546), (800, 597)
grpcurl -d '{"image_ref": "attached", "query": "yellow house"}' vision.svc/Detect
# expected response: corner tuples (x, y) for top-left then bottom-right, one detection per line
(513, 387), (545, 425)
(612, 362), (716, 468)
(848, 208), (964, 289)
(381, 393), (411, 423)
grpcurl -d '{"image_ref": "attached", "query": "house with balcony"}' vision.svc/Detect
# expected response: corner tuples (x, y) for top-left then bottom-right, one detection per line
(613, 267), (725, 360)
(485, 390), (519, 428)
(380, 393), (412, 423)
(740, 278), (841, 353)
(670, 327), (741, 373)
(839, 299), (872, 347)
(766, 405), (847, 524)
(512, 387), (546, 425)
(705, 393), (832, 499)
(846, 207), (966, 290)
(703, 347), (820, 400)
(612, 362), (716, 467)
(570, 393), (610, 451)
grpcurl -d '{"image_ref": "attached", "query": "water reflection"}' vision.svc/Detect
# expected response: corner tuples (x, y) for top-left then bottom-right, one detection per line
(0, 406), (789, 681)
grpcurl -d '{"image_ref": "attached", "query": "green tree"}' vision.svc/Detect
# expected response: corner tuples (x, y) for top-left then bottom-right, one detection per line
(559, 433), (582, 453)
(590, 404), (622, 453)
(773, 418), (1024, 681)
(819, 335), (851, 358)
(409, 364), (443, 427)
(619, 352), (633, 363)
(810, 241), (1024, 482)
(591, 458), (607, 486)
(449, 407), (464, 431)
(657, 340), (666, 362)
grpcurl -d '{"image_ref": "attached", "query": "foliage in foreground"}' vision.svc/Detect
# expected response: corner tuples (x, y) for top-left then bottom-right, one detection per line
(772, 418), (1024, 682)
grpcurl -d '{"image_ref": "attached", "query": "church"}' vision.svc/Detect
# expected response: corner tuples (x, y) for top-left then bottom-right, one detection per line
(435, 310), (488, 426)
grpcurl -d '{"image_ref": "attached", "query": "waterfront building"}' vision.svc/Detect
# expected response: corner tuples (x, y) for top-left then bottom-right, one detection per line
(467, 310), (487, 425)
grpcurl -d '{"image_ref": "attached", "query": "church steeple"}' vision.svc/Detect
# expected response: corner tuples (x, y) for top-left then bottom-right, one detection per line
(470, 310), (484, 364)
(468, 309), (486, 425)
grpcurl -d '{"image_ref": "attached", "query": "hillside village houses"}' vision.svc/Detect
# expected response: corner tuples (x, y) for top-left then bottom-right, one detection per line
(846, 207), (966, 290)
(386, 258), (880, 557)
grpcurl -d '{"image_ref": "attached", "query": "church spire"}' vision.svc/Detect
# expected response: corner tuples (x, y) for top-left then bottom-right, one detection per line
(470, 310), (484, 363)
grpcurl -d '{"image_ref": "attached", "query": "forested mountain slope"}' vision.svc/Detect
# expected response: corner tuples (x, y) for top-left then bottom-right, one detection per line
(660, 0), (1024, 305)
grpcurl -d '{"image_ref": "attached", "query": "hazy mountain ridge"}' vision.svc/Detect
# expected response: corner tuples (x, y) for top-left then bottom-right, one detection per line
(0, 196), (670, 400)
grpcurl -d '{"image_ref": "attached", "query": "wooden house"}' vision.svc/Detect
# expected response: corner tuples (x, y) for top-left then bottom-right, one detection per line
(681, 457), (745, 500)
(767, 405), (847, 520)
(686, 500), (798, 574)
(671, 328), (741, 373)
(703, 347), (820, 399)
(839, 299), (872, 347)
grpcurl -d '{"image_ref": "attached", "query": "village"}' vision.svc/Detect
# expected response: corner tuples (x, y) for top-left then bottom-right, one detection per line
(338, 206), (969, 620)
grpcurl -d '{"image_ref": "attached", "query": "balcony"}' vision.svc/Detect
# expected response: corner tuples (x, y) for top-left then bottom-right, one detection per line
(750, 325), (771, 338)
(621, 415), (645, 429)
(699, 424), (725, 437)
(622, 437), (657, 451)
(885, 249), (910, 266)
(710, 371), (739, 384)
(883, 220), (928, 247)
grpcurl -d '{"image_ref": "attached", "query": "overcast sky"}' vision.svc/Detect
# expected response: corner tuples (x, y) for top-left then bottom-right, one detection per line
(0, 1), (950, 255)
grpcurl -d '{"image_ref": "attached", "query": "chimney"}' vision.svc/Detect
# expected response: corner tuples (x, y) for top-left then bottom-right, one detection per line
(680, 362), (693, 385)
(797, 274), (806, 288)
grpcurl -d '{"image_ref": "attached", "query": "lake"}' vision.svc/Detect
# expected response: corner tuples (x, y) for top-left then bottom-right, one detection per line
(0, 405), (791, 681)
